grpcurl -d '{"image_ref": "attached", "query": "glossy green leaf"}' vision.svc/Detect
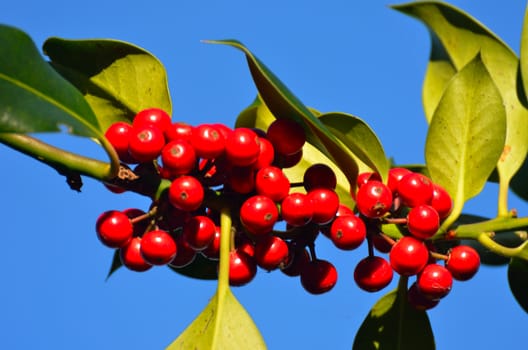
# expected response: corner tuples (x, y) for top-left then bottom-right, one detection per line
(168, 253), (218, 280)
(353, 285), (435, 350)
(207, 40), (362, 189)
(43, 37), (172, 132)
(508, 258), (528, 313)
(520, 3), (528, 105)
(0, 25), (100, 137)
(166, 288), (266, 350)
(319, 112), (389, 183)
(394, 1), (528, 209)
(425, 54), (506, 227)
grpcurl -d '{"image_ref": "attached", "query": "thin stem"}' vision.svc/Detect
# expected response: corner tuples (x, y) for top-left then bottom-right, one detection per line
(217, 206), (232, 295)
(477, 232), (528, 260)
(0, 133), (119, 180)
(497, 175), (510, 217)
(452, 216), (528, 239)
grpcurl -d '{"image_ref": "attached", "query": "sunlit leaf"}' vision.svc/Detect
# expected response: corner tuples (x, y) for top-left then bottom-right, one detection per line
(425, 54), (506, 225)
(508, 258), (528, 313)
(394, 1), (528, 203)
(166, 288), (266, 350)
(0, 25), (100, 137)
(43, 37), (172, 132)
(352, 286), (435, 350)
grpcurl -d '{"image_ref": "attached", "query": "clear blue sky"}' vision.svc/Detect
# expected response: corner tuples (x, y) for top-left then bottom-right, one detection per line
(1, 1), (526, 349)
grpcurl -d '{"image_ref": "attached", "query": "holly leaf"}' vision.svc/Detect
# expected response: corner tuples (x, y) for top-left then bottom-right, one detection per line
(168, 254), (218, 280)
(508, 258), (528, 313)
(106, 249), (123, 280)
(166, 288), (266, 350)
(0, 25), (101, 137)
(43, 37), (172, 132)
(425, 54), (506, 227)
(353, 286), (435, 350)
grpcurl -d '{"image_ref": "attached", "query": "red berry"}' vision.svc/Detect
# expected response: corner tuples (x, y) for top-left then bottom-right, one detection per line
(169, 234), (197, 268)
(225, 127), (261, 166)
(445, 245), (480, 281)
(255, 166), (290, 202)
(397, 172), (434, 207)
(355, 180), (393, 218)
(240, 195), (279, 235)
(408, 282), (440, 310)
(254, 137), (275, 169)
(96, 210), (133, 248)
(303, 163), (337, 191)
(356, 172), (382, 190)
(354, 256), (393, 292)
(254, 235), (289, 271)
(128, 125), (165, 162)
(225, 165), (256, 194)
(182, 215), (216, 251)
(389, 236), (429, 276)
(266, 118), (306, 155)
(190, 124), (226, 159)
(329, 215), (367, 250)
(166, 121), (193, 142)
(280, 192), (313, 227)
(281, 247), (310, 277)
(168, 175), (204, 212)
(104, 121), (136, 163)
(335, 204), (355, 217)
(132, 108), (172, 137)
(407, 205), (440, 240)
(417, 264), (453, 300)
(387, 167), (412, 193)
(307, 188), (340, 224)
(372, 234), (393, 254)
(431, 184), (453, 219)
(300, 259), (338, 295)
(201, 226), (221, 260)
(140, 230), (177, 266)
(229, 249), (257, 286)
(273, 149), (303, 168)
(161, 139), (197, 175)
(119, 237), (152, 272)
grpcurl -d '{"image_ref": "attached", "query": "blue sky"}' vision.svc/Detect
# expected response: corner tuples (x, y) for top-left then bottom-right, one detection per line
(1, 1), (527, 349)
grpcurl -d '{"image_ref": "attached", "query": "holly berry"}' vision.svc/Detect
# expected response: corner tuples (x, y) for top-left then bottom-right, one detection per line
(417, 264), (453, 300)
(281, 247), (310, 277)
(254, 137), (275, 169)
(389, 236), (429, 276)
(300, 259), (338, 295)
(273, 149), (303, 168)
(408, 282), (439, 310)
(132, 108), (172, 137)
(140, 229), (177, 266)
(229, 249), (257, 286)
(201, 226), (221, 260)
(431, 184), (453, 219)
(128, 125), (166, 162)
(303, 163), (337, 191)
(169, 234), (197, 268)
(307, 188), (340, 225)
(161, 139), (197, 176)
(225, 165), (255, 194)
(407, 204), (440, 240)
(240, 195), (279, 235)
(266, 118), (306, 155)
(254, 235), (289, 271)
(168, 175), (204, 212)
(397, 172), (434, 207)
(225, 127), (261, 166)
(182, 215), (216, 251)
(190, 124), (226, 159)
(329, 215), (367, 250)
(96, 210), (133, 248)
(119, 237), (152, 272)
(445, 245), (480, 281)
(166, 121), (193, 142)
(255, 166), (290, 202)
(387, 167), (412, 193)
(355, 180), (393, 218)
(280, 192), (313, 227)
(354, 256), (393, 292)
(104, 121), (136, 163)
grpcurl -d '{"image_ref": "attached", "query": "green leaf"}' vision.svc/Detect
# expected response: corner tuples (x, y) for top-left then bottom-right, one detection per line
(207, 40), (363, 190)
(318, 112), (389, 183)
(106, 249), (122, 280)
(166, 288), (266, 350)
(394, 1), (528, 211)
(425, 54), (506, 228)
(43, 37), (172, 132)
(520, 3), (528, 106)
(353, 284), (435, 350)
(0, 25), (101, 137)
(168, 253), (218, 280)
(508, 258), (528, 313)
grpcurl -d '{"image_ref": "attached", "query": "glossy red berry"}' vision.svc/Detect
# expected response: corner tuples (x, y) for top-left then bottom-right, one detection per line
(119, 237), (152, 272)
(329, 215), (367, 250)
(281, 247), (310, 277)
(225, 127), (261, 166)
(356, 172), (382, 190)
(417, 264), (453, 300)
(408, 282), (439, 310)
(307, 188), (340, 225)
(303, 163), (337, 191)
(166, 121), (193, 142)
(190, 124), (226, 159)
(96, 210), (133, 248)
(128, 125), (165, 162)
(389, 236), (429, 276)
(182, 215), (216, 251)
(397, 172), (434, 207)
(273, 149), (303, 168)
(201, 226), (221, 260)
(161, 139), (197, 175)
(255, 166), (290, 202)
(431, 184), (453, 219)
(407, 204), (440, 240)
(445, 245), (480, 281)
(266, 118), (306, 155)
(254, 235), (289, 271)
(387, 167), (412, 193)
(169, 234), (197, 268)
(240, 195), (279, 235)
(253, 137), (275, 169)
(104, 121), (136, 163)
(168, 175), (204, 212)
(229, 249), (257, 286)
(300, 259), (338, 295)
(132, 108), (172, 137)
(280, 192), (313, 227)
(355, 180), (393, 218)
(354, 256), (393, 292)
(140, 229), (177, 266)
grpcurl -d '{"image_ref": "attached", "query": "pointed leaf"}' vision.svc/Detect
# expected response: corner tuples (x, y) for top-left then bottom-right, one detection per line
(166, 289), (266, 350)
(394, 1), (528, 202)
(106, 249), (122, 280)
(0, 25), (100, 137)
(353, 287), (435, 350)
(319, 112), (389, 182)
(43, 37), (172, 132)
(425, 54), (506, 224)
(508, 258), (528, 313)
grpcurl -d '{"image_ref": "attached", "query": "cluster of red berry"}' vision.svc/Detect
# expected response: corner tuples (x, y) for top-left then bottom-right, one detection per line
(95, 107), (481, 307)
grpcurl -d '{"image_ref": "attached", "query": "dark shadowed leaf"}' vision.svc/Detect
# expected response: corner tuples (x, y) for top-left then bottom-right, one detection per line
(106, 249), (122, 280)
(43, 37), (172, 132)
(167, 253), (218, 280)
(508, 258), (528, 313)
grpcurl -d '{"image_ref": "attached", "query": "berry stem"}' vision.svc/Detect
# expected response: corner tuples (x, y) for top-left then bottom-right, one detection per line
(430, 251), (448, 261)
(130, 207), (158, 224)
